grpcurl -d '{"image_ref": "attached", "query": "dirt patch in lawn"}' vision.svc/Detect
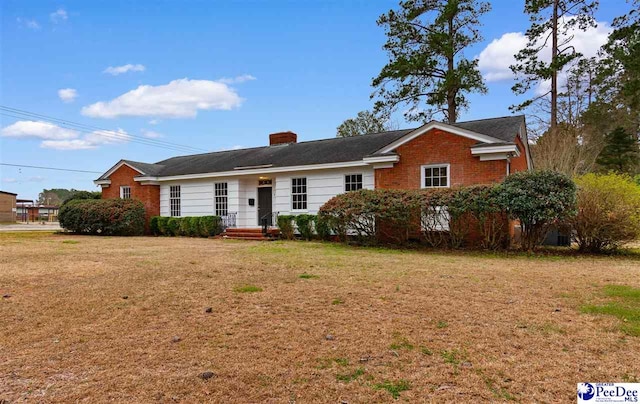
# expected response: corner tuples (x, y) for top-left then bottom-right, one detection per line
(1, 234), (639, 402)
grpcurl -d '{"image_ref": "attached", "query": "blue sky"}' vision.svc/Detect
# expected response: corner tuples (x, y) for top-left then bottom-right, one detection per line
(0, 0), (630, 200)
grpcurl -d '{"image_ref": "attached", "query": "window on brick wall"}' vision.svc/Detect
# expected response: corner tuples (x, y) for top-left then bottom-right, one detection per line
(345, 174), (363, 192)
(214, 182), (228, 216)
(421, 164), (450, 188)
(120, 186), (131, 199)
(170, 185), (181, 217)
(291, 177), (307, 210)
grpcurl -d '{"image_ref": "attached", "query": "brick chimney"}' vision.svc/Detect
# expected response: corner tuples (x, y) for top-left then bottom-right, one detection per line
(269, 131), (297, 145)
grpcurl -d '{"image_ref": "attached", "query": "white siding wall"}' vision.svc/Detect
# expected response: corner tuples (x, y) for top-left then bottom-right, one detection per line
(158, 167), (374, 224)
(274, 167), (374, 215)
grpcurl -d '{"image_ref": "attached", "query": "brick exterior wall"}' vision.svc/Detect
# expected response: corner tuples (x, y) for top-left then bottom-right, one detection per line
(375, 128), (510, 189)
(510, 135), (529, 172)
(101, 164), (160, 232)
(0, 192), (16, 223)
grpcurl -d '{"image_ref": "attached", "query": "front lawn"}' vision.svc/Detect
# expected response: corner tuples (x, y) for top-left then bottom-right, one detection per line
(1, 233), (639, 401)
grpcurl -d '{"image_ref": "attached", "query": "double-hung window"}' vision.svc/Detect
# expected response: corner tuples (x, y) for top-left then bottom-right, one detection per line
(422, 164), (450, 188)
(170, 185), (181, 217)
(120, 186), (131, 199)
(345, 174), (363, 192)
(291, 177), (307, 210)
(214, 182), (228, 216)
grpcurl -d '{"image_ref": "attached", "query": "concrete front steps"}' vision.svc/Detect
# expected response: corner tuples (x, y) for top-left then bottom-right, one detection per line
(223, 227), (280, 241)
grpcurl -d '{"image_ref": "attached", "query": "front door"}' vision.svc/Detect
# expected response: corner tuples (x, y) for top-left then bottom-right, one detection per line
(258, 187), (273, 226)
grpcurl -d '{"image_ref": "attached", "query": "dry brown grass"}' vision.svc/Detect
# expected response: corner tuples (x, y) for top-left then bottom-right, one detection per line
(1, 233), (639, 402)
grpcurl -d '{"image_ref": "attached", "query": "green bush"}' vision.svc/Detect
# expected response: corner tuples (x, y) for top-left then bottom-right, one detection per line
(150, 216), (160, 236)
(295, 214), (315, 240)
(199, 216), (222, 237)
(166, 217), (179, 236)
(61, 190), (101, 206)
(187, 217), (200, 236)
(156, 216), (170, 235)
(277, 215), (295, 240)
(314, 215), (331, 240)
(500, 170), (576, 251)
(59, 199), (145, 236)
(570, 173), (640, 252)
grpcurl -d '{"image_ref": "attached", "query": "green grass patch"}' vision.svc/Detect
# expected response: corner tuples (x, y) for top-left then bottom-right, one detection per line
(581, 285), (640, 337)
(604, 285), (640, 300)
(420, 346), (433, 356)
(373, 379), (411, 399)
(298, 273), (319, 279)
(233, 285), (263, 293)
(333, 357), (349, 367)
(332, 298), (344, 305)
(336, 367), (364, 382)
(436, 320), (448, 329)
(389, 338), (414, 351)
(62, 240), (80, 244)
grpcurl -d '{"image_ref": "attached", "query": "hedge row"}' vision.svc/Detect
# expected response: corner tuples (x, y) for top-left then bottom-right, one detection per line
(317, 170), (577, 251)
(59, 199), (146, 236)
(150, 215), (222, 237)
(276, 214), (329, 241)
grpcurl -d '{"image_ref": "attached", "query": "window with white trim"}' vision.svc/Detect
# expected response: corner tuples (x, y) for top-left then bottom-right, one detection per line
(120, 186), (131, 199)
(345, 174), (363, 192)
(422, 164), (449, 188)
(214, 182), (228, 216)
(170, 185), (181, 217)
(291, 177), (307, 210)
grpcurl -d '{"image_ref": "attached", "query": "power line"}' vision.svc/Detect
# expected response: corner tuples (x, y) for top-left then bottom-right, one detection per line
(0, 105), (208, 153)
(0, 110), (201, 153)
(0, 105), (205, 152)
(1, 163), (102, 174)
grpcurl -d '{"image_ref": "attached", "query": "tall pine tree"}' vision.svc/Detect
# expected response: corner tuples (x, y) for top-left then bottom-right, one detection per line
(510, 0), (598, 131)
(371, 0), (490, 123)
(596, 127), (639, 174)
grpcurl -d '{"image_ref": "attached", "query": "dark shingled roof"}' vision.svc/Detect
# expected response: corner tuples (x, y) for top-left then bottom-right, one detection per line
(98, 115), (525, 179)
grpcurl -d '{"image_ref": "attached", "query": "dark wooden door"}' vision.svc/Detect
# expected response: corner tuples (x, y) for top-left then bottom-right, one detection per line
(258, 187), (272, 226)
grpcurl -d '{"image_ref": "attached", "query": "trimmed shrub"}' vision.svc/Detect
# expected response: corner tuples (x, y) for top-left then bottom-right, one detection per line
(187, 217), (200, 237)
(150, 216), (160, 236)
(61, 190), (101, 206)
(500, 170), (577, 251)
(277, 215), (295, 240)
(59, 199), (145, 236)
(199, 216), (222, 237)
(295, 214), (315, 240)
(314, 215), (331, 240)
(166, 217), (179, 236)
(570, 173), (640, 252)
(157, 216), (170, 235)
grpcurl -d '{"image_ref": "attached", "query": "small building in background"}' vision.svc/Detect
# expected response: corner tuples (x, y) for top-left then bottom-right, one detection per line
(16, 200), (59, 222)
(0, 191), (18, 223)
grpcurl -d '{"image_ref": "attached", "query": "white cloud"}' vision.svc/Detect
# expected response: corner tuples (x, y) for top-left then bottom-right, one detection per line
(50, 8), (68, 24)
(17, 17), (41, 30)
(58, 88), (78, 103)
(148, 119), (159, 125)
(141, 129), (163, 138)
(28, 176), (46, 182)
(477, 20), (611, 86)
(1, 121), (78, 140)
(103, 64), (146, 76)
(81, 78), (244, 119)
(1, 120), (131, 150)
(218, 74), (256, 84)
(2, 178), (17, 183)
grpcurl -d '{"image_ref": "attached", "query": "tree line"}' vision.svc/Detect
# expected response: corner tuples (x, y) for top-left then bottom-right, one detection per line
(337, 0), (639, 177)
